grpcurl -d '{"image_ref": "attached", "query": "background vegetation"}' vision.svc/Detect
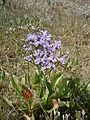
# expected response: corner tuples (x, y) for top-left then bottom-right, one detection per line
(0, 0), (90, 119)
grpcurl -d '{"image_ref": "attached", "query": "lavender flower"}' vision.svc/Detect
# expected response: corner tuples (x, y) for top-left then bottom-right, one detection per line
(59, 56), (66, 66)
(34, 49), (43, 59)
(34, 58), (41, 65)
(48, 55), (57, 63)
(24, 55), (32, 61)
(26, 33), (38, 42)
(23, 45), (31, 51)
(24, 30), (66, 71)
(41, 30), (48, 36)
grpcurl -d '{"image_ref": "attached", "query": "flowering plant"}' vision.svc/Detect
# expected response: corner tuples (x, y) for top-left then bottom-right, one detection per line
(6, 30), (89, 120)
(22, 30), (69, 119)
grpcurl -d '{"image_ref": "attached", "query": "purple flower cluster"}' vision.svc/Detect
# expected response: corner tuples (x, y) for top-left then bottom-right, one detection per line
(24, 30), (66, 70)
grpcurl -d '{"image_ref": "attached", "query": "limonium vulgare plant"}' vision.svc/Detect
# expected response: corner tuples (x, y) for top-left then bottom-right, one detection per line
(8, 30), (89, 120)
(22, 30), (68, 119)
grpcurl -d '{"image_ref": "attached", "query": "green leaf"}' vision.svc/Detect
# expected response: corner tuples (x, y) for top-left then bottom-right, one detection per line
(55, 76), (72, 98)
(46, 99), (54, 113)
(54, 75), (63, 88)
(33, 70), (40, 84)
(66, 101), (70, 107)
(3, 97), (14, 108)
(21, 76), (26, 85)
(46, 80), (54, 97)
(42, 86), (49, 101)
(60, 78), (71, 97)
(51, 72), (61, 86)
(11, 75), (21, 95)
(41, 98), (54, 112)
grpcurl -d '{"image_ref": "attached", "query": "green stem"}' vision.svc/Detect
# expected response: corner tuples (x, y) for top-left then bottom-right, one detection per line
(27, 62), (31, 89)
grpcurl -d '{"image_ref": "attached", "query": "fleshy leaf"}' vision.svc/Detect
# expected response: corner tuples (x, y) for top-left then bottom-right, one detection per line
(10, 75), (21, 95)
(54, 75), (63, 88)
(33, 70), (41, 84)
